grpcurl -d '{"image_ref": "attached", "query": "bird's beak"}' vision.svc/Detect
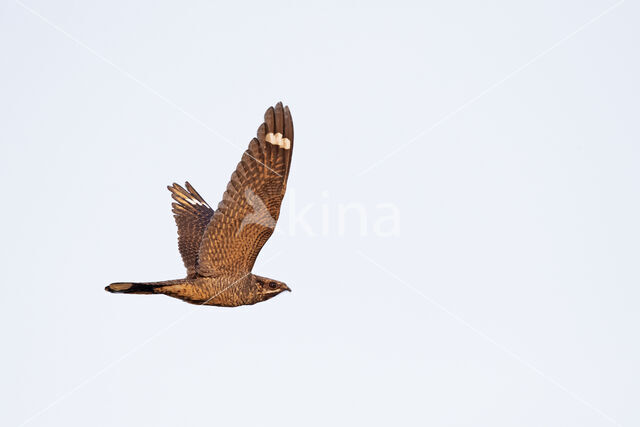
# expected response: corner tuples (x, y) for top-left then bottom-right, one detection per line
(283, 284), (292, 292)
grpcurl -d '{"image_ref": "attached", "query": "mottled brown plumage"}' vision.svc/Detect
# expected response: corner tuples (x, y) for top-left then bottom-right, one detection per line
(106, 102), (294, 307)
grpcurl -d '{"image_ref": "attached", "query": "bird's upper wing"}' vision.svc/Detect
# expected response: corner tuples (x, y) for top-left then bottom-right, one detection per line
(168, 182), (215, 278)
(196, 102), (294, 276)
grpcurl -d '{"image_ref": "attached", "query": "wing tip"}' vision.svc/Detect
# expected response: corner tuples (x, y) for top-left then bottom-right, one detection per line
(261, 101), (293, 146)
(168, 181), (212, 210)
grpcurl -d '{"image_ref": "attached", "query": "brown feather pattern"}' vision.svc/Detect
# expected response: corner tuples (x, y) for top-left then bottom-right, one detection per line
(168, 182), (214, 278)
(107, 102), (294, 307)
(197, 102), (294, 276)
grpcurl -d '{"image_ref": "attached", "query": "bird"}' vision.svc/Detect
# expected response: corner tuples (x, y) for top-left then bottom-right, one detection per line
(106, 102), (294, 307)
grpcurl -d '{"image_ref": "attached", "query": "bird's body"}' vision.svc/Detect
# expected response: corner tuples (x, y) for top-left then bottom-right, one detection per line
(109, 274), (286, 306)
(106, 102), (294, 307)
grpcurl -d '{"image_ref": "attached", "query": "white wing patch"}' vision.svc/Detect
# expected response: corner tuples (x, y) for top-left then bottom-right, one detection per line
(265, 132), (291, 150)
(186, 197), (210, 208)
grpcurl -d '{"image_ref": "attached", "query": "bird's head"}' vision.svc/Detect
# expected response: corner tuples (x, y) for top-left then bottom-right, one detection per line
(252, 274), (291, 301)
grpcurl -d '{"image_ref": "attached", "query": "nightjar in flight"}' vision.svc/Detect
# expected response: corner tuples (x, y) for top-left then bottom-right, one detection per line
(106, 102), (293, 307)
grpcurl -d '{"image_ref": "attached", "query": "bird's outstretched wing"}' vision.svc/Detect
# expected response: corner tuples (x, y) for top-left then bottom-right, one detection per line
(196, 102), (294, 276)
(168, 182), (214, 278)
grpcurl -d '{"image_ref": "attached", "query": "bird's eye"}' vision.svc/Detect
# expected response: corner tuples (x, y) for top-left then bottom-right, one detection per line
(268, 282), (278, 289)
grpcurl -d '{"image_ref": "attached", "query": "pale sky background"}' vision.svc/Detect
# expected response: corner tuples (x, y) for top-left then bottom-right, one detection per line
(1, 1), (639, 426)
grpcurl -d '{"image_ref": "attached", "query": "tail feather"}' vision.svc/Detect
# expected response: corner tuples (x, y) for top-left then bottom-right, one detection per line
(106, 282), (157, 294)
(105, 279), (188, 295)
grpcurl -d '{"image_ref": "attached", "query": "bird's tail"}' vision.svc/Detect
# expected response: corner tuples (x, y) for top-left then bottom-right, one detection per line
(105, 279), (188, 295)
